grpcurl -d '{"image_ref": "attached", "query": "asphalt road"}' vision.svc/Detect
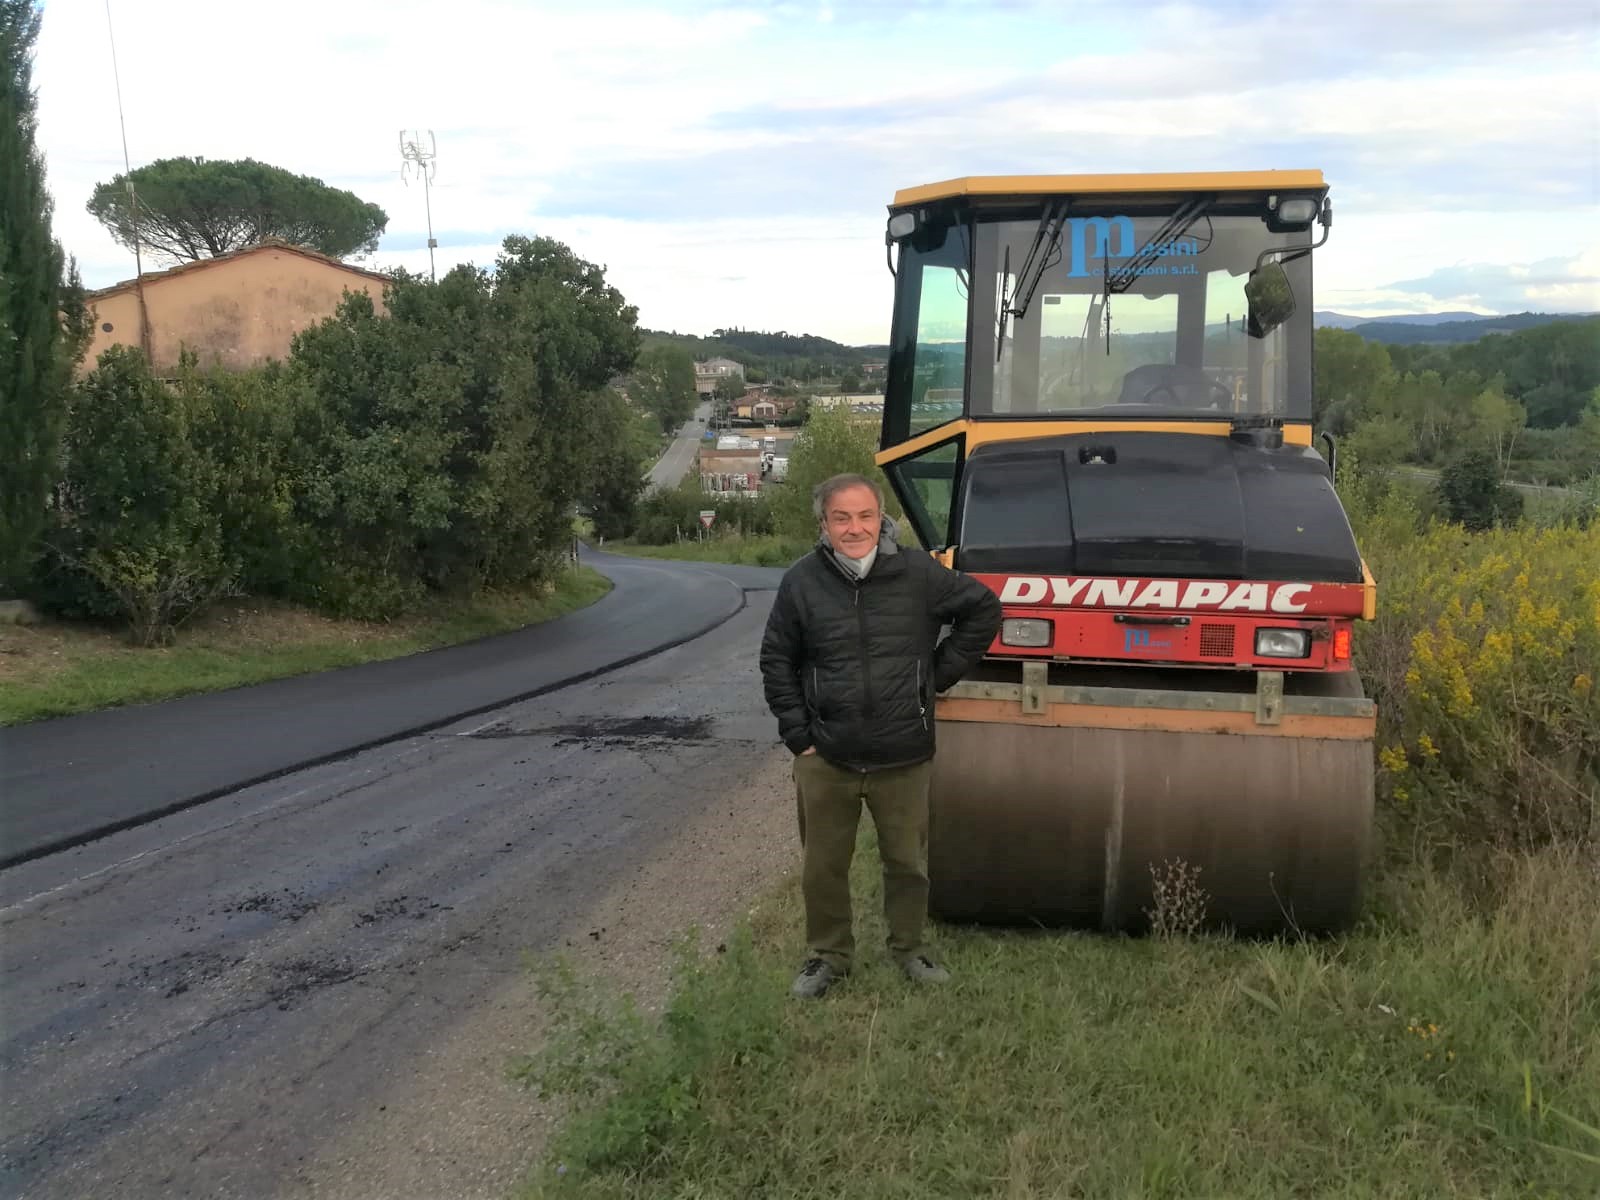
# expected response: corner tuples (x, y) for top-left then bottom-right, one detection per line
(0, 550), (750, 868)
(645, 401), (712, 493)
(0, 556), (791, 1199)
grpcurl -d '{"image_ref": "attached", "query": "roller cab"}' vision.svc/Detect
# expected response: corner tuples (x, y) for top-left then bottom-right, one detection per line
(877, 172), (1376, 935)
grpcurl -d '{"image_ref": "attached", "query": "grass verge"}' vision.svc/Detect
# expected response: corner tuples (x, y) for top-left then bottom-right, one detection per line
(516, 831), (1599, 1199)
(0, 566), (612, 726)
(608, 536), (812, 568)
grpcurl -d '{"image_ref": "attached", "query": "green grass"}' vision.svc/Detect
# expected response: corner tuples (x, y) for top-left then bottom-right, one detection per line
(516, 832), (1599, 1199)
(0, 566), (612, 726)
(609, 535), (812, 568)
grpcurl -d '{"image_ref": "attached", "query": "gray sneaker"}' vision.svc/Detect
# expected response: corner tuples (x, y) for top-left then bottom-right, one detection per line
(901, 954), (951, 984)
(790, 957), (842, 999)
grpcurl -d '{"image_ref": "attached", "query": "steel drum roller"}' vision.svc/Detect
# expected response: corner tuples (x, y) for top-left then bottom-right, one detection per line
(926, 693), (1375, 936)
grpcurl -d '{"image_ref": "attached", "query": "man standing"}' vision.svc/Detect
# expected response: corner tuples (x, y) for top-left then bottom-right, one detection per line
(759, 473), (1002, 999)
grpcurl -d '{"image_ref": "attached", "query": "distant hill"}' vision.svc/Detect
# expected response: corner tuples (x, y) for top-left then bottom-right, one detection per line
(1315, 310), (1489, 330)
(639, 327), (873, 381)
(1343, 312), (1597, 345)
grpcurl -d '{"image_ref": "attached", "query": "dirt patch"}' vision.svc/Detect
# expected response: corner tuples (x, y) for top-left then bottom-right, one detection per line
(0, 601), (393, 690)
(0, 619), (121, 684)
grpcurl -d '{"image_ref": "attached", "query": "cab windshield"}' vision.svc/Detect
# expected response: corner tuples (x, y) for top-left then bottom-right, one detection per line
(885, 202), (1316, 442)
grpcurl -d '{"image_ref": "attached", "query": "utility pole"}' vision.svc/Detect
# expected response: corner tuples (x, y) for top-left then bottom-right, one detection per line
(105, 0), (152, 362)
(399, 130), (438, 281)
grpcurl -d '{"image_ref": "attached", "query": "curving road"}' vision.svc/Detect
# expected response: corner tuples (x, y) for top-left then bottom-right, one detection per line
(0, 550), (793, 1198)
(0, 551), (748, 869)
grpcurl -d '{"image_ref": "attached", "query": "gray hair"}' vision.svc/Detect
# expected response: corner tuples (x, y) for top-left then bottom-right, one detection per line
(813, 473), (885, 522)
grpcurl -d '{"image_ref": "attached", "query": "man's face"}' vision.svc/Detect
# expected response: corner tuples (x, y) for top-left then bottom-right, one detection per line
(822, 484), (881, 559)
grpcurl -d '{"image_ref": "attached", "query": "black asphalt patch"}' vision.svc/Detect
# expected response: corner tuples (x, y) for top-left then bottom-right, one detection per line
(470, 714), (714, 747)
(220, 889), (318, 923)
(266, 957), (361, 1012)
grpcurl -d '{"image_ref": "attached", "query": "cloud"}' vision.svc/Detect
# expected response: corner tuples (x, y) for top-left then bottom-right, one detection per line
(32, 0), (1599, 344)
(1315, 240), (1600, 319)
(1375, 251), (1600, 314)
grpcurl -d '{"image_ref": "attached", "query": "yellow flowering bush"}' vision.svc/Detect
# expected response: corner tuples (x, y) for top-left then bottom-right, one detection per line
(1348, 474), (1600, 852)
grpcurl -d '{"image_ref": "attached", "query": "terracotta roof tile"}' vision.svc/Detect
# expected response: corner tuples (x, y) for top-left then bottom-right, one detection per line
(87, 238), (393, 299)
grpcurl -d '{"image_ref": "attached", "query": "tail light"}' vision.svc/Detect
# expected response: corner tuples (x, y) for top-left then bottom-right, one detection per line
(1333, 627), (1352, 661)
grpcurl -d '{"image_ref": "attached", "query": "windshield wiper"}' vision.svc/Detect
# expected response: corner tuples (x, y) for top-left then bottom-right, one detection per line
(996, 198), (1068, 361)
(1097, 194), (1213, 355)
(1104, 195), (1211, 297)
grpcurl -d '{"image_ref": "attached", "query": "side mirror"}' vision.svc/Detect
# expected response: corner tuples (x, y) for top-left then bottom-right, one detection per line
(1245, 261), (1296, 338)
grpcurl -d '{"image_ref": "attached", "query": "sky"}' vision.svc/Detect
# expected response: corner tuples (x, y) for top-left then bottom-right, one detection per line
(32, 0), (1600, 346)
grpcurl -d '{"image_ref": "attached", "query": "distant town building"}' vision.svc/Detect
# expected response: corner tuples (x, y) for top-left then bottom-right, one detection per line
(79, 239), (391, 376)
(812, 392), (886, 414)
(697, 429), (796, 493)
(733, 389), (802, 421)
(694, 357), (746, 397)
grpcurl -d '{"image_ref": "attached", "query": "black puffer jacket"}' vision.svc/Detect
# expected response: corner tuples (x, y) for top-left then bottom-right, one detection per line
(759, 528), (1003, 771)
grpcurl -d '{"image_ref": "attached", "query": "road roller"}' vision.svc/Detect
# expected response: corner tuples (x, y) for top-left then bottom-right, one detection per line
(875, 171), (1377, 935)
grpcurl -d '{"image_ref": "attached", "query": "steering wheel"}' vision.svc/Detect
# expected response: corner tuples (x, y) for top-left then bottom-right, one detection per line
(1133, 381), (1231, 410)
(1124, 364), (1233, 410)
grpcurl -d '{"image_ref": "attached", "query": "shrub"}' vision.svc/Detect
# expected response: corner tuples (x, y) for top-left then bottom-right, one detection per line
(1349, 464), (1599, 857)
(174, 359), (305, 596)
(284, 237), (639, 617)
(632, 480), (778, 546)
(1437, 448), (1524, 530)
(45, 347), (236, 643)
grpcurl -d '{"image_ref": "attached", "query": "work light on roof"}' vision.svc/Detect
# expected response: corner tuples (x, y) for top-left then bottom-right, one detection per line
(1273, 196), (1320, 227)
(887, 212), (917, 240)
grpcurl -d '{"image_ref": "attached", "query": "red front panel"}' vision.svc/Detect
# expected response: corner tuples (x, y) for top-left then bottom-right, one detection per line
(969, 573), (1361, 672)
(991, 607), (1353, 671)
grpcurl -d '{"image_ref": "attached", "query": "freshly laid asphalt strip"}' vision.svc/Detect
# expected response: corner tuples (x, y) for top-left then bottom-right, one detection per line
(0, 550), (784, 869)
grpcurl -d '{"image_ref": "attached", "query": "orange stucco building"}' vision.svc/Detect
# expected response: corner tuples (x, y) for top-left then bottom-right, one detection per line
(81, 240), (391, 374)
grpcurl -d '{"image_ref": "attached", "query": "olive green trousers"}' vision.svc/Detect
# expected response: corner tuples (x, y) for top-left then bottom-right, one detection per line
(792, 753), (933, 972)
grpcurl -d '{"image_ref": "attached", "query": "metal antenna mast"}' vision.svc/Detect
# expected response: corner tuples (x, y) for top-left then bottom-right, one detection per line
(399, 130), (438, 281)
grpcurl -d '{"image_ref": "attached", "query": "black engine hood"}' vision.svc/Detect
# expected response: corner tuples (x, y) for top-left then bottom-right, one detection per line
(954, 430), (1364, 584)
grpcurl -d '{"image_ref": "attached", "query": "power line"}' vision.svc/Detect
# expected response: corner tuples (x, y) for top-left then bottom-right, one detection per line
(103, 0), (151, 360)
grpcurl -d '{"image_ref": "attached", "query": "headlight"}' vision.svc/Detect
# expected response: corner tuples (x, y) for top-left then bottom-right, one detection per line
(1001, 618), (1052, 648)
(887, 212), (917, 239)
(1255, 628), (1311, 658)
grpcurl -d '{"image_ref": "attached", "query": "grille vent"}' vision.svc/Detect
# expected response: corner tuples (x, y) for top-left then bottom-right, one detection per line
(1199, 624), (1236, 658)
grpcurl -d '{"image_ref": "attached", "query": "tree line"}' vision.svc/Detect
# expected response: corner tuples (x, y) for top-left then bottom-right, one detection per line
(1316, 318), (1600, 487)
(641, 327), (876, 386)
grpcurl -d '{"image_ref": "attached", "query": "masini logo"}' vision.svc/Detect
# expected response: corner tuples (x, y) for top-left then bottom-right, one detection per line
(1066, 216), (1199, 280)
(1123, 627), (1171, 653)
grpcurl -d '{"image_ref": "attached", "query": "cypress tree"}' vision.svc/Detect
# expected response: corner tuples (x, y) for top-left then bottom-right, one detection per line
(1, 0), (85, 595)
